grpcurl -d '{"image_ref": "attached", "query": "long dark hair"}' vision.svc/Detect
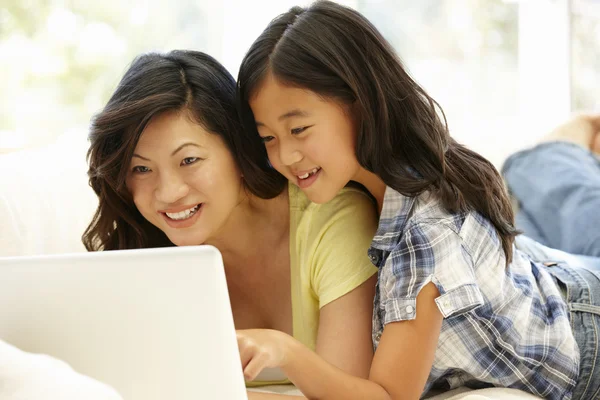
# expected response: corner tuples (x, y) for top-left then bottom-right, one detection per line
(237, 1), (519, 263)
(84, 50), (282, 251)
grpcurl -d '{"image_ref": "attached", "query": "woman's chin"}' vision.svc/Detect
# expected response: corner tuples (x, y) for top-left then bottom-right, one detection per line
(167, 234), (206, 247)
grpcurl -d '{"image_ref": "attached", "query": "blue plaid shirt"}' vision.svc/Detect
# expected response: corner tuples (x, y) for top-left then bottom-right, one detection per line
(369, 188), (579, 399)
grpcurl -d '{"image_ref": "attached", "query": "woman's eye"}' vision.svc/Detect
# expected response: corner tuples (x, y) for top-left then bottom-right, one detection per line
(291, 126), (311, 135)
(132, 166), (150, 174)
(261, 136), (274, 143)
(181, 157), (199, 166)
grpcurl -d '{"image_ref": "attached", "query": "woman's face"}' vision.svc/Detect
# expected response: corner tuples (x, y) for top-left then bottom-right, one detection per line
(249, 73), (361, 204)
(126, 110), (244, 246)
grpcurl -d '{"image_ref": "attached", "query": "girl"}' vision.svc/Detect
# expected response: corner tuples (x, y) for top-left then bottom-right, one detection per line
(235, 2), (600, 399)
(84, 50), (379, 396)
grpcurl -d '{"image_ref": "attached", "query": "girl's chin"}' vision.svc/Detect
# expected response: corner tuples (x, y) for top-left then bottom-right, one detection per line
(301, 185), (338, 205)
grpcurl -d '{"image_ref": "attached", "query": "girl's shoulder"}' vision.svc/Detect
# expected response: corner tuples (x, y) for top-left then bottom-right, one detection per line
(380, 189), (501, 259)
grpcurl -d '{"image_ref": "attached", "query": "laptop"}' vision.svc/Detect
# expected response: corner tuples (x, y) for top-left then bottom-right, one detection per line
(0, 245), (248, 400)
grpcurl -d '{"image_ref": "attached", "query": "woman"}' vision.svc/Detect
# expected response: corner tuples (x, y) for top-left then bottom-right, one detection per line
(84, 50), (378, 397)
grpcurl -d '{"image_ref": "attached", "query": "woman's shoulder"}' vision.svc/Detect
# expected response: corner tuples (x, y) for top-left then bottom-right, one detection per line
(289, 181), (377, 218)
(289, 182), (378, 251)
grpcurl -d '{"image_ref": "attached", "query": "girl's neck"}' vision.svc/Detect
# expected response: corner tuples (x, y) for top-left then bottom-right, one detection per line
(353, 167), (387, 214)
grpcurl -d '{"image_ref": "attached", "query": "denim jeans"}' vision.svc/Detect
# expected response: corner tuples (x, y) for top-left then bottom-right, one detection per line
(503, 142), (600, 257)
(516, 236), (600, 400)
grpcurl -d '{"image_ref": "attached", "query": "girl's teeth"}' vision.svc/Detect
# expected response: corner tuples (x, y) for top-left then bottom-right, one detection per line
(298, 168), (320, 180)
(166, 204), (200, 220)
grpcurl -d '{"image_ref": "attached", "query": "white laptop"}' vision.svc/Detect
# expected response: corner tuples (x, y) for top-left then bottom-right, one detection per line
(0, 245), (248, 400)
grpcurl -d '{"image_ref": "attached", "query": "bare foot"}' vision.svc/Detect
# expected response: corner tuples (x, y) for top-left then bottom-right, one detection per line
(540, 113), (600, 154)
(591, 116), (600, 154)
(593, 132), (600, 154)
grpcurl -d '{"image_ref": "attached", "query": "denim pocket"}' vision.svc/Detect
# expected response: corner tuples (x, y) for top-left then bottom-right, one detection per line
(549, 263), (600, 400)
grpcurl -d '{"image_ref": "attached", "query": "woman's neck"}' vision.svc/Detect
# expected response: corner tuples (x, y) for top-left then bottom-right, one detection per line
(205, 187), (289, 265)
(353, 167), (387, 214)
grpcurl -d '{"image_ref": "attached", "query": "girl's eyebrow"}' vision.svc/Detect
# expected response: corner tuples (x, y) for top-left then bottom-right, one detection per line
(256, 109), (310, 127)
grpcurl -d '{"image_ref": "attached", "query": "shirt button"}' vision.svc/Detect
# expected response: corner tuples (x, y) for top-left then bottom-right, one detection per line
(375, 332), (382, 341)
(369, 253), (379, 264)
(406, 305), (414, 314)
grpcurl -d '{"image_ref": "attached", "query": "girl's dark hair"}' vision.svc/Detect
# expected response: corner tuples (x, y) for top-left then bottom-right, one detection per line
(237, 1), (519, 263)
(84, 50), (281, 251)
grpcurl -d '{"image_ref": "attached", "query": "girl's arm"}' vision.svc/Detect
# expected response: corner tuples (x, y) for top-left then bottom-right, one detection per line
(238, 282), (442, 400)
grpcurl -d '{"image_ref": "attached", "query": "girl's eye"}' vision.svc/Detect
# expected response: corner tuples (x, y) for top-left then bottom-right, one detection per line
(291, 126), (311, 135)
(181, 157), (199, 166)
(261, 136), (274, 143)
(132, 166), (150, 174)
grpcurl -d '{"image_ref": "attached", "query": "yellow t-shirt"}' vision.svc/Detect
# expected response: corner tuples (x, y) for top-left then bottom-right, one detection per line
(249, 183), (378, 386)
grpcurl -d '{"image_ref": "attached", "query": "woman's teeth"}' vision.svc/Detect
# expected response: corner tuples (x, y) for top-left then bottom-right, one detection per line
(165, 204), (200, 220)
(299, 167), (321, 180)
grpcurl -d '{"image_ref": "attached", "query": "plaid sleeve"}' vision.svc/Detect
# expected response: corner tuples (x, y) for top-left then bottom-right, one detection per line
(379, 221), (484, 324)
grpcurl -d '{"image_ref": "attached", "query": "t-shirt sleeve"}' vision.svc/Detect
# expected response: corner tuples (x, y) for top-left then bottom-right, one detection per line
(309, 189), (379, 308)
(379, 221), (484, 324)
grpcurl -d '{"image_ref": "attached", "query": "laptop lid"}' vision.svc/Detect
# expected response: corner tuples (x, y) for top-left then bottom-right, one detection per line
(0, 245), (247, 400)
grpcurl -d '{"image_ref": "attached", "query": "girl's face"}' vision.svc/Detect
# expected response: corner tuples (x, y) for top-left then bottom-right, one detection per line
(126, 110), (245, 246)
(249, 73), (361, 204)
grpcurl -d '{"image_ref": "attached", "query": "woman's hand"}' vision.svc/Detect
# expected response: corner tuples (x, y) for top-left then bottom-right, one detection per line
(236, 329), (295, 381)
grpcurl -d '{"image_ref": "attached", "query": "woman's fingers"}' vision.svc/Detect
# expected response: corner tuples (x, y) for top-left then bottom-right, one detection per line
(243, 351), (269, 381)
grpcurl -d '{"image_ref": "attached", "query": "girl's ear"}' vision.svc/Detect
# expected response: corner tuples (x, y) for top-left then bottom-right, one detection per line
(349, 101), (362, 138)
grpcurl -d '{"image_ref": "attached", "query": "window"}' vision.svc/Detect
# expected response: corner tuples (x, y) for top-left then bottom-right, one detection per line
(356, 0), (520, 165)
(1, 0), (596, 166)
(0, 0), (223, 150)
(571, 0), (600, 110)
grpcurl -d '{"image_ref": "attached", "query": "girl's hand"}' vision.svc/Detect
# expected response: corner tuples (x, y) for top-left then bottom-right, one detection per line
(236, 329), (295, 381)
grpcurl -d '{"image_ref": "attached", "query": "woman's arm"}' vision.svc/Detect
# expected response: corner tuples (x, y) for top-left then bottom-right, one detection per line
(239, 276), (376, 380)
(239, 188), (380, 397)
(247, 392), (302, 399)
(240, 276), (376, 400)
(238, 282), (442, 400)
(314, 275), (376, 377)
